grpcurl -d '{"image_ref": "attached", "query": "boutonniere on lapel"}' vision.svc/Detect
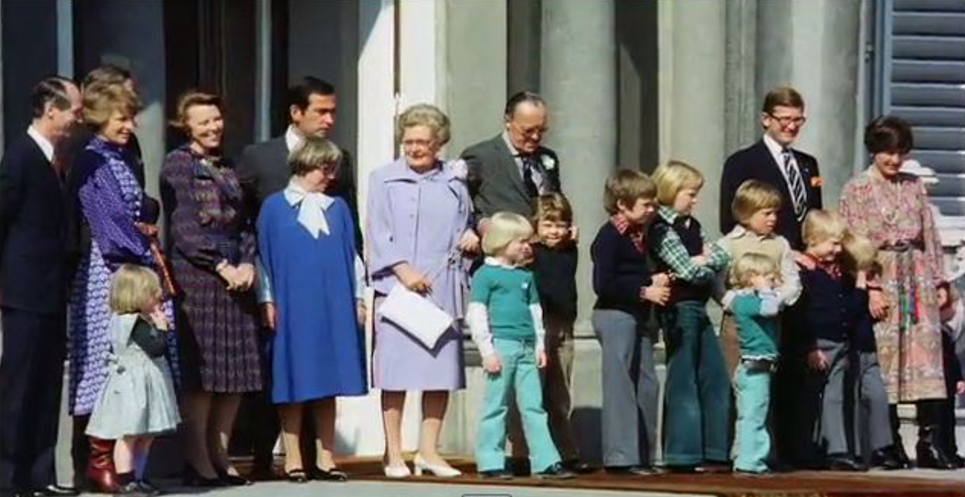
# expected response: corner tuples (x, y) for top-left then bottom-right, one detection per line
(810, 176), (824, 188)
(541, 155), (556, 171)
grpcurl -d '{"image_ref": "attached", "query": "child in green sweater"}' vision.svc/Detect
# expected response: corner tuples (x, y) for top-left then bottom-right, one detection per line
(468, 212), (574, 480)
(729, 252), (782, 474)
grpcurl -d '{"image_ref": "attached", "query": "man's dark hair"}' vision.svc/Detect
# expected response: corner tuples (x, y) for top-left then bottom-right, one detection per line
(287, 76), (336, 114)
(504, 91), (545, 119)
(31, 76), (75, 118)
(82, 64), (133, 90)
(864, 115), (914, 155)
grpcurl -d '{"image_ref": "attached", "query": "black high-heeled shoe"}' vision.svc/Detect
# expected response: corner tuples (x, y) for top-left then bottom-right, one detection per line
(215, 468), (252, 486)
(313, 466), (348, 482)
(182, 465), (224, 487)
(285, 468), (309, 484)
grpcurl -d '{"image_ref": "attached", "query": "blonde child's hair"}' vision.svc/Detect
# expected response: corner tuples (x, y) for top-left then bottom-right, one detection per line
(731, 180), (783, 225)
(842, 232), (879, 274)
(482, 212), (535, 256)
(729, 252), (780, 289)
(652, 160), (704, 206)
(532, 192), (573, 225)
(110, 265), (163, 314)
(603, 168), (657, 215)
(802, 209), (847, 247)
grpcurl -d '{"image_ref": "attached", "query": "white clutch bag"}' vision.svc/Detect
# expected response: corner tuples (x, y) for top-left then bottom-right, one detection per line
(380, 284), (454, 350)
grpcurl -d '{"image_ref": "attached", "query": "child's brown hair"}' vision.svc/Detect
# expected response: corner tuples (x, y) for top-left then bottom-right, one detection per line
(532, 192), (573, 226)
(603, 168), (656, 215)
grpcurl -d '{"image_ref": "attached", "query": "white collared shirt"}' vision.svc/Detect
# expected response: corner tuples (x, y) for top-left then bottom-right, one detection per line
(763, 133), (802, 195)
(285, 125), (303, 153)
(27, 126), (55, 163)
(501, 131), (546, 193)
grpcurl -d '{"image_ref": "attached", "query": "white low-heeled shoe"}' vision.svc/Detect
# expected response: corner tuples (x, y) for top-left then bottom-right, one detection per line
(413, 454), (462, 477)
(383, 463), (411, 478)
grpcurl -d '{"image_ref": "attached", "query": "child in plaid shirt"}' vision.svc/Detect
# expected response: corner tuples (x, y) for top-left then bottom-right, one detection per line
(649, 161), (730, 472)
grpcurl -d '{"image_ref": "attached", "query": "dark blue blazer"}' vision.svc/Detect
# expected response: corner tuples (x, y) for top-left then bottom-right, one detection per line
(719, 140), (822, 250)
(0, 133), (68, 314)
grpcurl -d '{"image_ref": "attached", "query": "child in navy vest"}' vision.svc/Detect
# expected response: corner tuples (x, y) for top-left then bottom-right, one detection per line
(648, 161), (730, 471)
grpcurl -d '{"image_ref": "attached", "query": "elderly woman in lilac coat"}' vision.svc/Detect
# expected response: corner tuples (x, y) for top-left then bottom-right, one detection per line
(366, 104), (479, 478)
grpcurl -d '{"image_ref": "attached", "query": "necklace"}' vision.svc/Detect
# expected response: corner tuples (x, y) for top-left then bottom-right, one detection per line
(869, 168), (903, 236)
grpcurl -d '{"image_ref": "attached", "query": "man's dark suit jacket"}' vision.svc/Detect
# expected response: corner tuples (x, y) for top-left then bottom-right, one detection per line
(237, 136), (361, 249)
(719, 140), (822, 250)
(0, 133), (68, 314)
(461, 134), (561, 220)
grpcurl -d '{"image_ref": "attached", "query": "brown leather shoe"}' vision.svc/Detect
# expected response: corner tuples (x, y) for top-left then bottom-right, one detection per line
(86, 437), (120, 493)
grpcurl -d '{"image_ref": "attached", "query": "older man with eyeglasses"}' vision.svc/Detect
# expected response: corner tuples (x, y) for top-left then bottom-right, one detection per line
(719, 86), (823, 251)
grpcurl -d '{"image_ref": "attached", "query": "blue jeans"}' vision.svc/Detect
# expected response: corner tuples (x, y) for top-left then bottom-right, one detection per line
(476, 338), (561, 473)
(734, 363), (772, 473)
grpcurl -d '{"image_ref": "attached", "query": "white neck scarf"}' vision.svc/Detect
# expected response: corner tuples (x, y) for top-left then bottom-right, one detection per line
(284, 178), (334, 238)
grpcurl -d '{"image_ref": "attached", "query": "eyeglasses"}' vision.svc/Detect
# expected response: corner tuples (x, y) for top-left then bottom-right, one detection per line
(511, 121), (548, 138)
(402, 139), (436, 150)
(768, 113), (807, 127)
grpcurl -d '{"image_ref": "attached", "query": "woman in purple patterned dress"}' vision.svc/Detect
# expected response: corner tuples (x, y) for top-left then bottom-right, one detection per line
(160, 91), (262, 486)
(68, 83), (178, 493)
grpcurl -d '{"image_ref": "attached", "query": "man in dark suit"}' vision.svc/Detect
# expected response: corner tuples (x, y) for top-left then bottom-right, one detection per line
(236, 76), (360, 479)
(0, 76), (82, 497)
(237, 76), (359, 246)
(461, 91), (562, 232)
(719, 86), (822, 250)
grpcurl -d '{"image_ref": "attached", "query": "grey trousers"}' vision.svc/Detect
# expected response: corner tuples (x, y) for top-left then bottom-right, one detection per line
(855, 350), (893, 452)
(592, 309), (659, 467)
(811, 339), (850, 455)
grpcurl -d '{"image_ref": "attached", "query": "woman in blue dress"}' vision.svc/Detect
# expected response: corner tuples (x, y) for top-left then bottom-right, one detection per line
(257, 136), (366, 482)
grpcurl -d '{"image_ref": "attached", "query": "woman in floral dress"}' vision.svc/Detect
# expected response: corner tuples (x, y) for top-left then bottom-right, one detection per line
(839, 115), (952, 469)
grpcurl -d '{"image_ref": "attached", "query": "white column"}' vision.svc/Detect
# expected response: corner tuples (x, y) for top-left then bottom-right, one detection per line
(659, 0), (727, 237)
(342, 0), (409, 458)
(357, 0), (398, 227)
(541, 0), (616, 329)
(398, 0), (447, 112)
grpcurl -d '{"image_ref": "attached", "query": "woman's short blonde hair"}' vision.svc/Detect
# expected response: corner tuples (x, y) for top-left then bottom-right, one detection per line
(482, 212), (534, 256)
(652, 160), (704, 206)
(729, 252), (779, 289)
(802, 209), (847, 247)
(110, 264), (162, 314)
(732, 180), (783, 224)
(83, 82), (142, 128)
(603, 168), (657, 215)
(169, 90), (222, 131)
(289, 136), (343, 177)
(396, 104), (451, 146)
(843, 233), (879, 273)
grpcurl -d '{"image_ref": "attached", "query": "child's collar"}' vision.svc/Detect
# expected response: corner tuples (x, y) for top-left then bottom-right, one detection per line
(726, 225), (773, 241)
(484, 256), (520, 269)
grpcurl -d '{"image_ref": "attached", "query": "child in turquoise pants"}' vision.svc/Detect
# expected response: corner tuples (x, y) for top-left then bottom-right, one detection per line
(467, 213), (573, 480)
(729, 253), (782, 474)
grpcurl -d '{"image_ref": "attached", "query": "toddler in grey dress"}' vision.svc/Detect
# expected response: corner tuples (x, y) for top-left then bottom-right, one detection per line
(86, 265), (180, 495)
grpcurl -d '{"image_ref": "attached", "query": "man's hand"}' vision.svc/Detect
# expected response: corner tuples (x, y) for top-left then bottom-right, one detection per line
(807, 349), (828, 372)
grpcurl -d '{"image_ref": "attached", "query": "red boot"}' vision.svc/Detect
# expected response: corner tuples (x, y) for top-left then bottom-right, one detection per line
(87, 436), (121, 493)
